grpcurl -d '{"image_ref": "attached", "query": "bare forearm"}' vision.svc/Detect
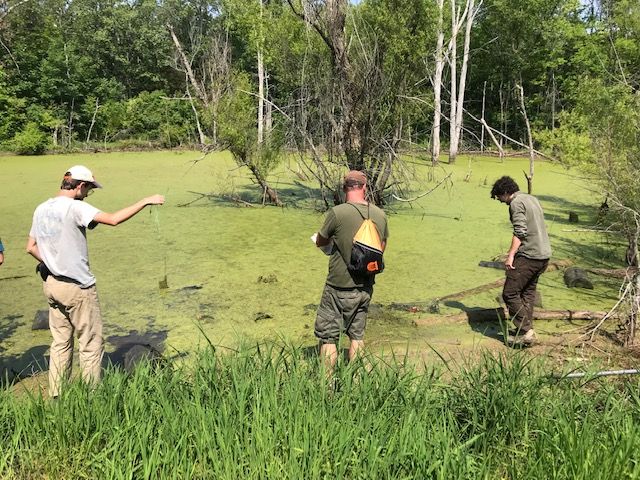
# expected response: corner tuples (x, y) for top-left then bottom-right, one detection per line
(94, 194), (165, 226)
(316, 233), (330, 247)
(26, 237), (42, 262)
(505, 235), (522, 269)
(507, 235), (522, 257)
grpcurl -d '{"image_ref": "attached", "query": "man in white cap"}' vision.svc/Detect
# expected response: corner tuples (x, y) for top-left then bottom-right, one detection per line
(26, 165), (165, 397)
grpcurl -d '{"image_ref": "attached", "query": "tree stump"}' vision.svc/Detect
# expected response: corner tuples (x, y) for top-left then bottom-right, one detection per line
(563, 267), (594, 289)
(123, 344), (165, 373)
(32, 310), (49, 330)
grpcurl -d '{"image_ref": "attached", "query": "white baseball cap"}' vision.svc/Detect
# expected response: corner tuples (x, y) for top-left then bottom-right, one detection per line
(66, 165), (102, 188)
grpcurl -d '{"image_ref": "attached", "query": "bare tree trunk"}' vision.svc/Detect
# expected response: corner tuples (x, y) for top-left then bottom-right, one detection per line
(450, 0), (480, 165)
(168, 24), (207, 106)
(627, 273), (640, 346)
(480, 81), (486, 152)
(186, 82), (206, 145)
(265, 73), (272, 137)
(257, 49), (265, 146)
(551, 71), (556, 130)
(499, 82), (506, 159)
(248, 163), (282, 207)
(67, 98), (74, 148)
(481, 118), (504, 158)
(86, 97), (99, 144)
(626, 234), (638, 267)
(431, 0), (445, 166)
(448, 0), (459, 164)
(517, 83), (535, 194)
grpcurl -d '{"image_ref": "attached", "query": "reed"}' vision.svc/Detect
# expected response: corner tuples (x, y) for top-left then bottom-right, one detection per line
(1, 344), (639, 478)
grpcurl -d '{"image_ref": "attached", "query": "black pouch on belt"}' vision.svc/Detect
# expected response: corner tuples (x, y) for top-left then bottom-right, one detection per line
(36, 262), (51, 281)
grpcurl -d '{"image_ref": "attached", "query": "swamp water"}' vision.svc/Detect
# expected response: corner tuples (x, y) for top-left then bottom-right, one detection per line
(0, 151), (623, 380)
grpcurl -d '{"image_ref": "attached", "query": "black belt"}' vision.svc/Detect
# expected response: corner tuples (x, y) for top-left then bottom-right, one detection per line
(51, 274), (82, 285)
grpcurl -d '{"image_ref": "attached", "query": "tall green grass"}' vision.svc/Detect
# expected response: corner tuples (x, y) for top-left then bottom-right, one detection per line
(1, 344), (639, 479)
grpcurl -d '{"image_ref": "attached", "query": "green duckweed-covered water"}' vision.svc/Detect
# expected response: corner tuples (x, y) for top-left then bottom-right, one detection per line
(0, 151), (624, 376)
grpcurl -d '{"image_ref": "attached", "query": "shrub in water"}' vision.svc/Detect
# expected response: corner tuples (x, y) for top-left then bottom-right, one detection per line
(10, 123), (48, 155)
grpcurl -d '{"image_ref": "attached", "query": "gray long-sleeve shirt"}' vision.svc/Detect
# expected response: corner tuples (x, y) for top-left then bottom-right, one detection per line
(509, 191), (552, 260)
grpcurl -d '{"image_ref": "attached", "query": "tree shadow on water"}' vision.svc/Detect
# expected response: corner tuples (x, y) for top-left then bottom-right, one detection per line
(0, 314), (50, 386)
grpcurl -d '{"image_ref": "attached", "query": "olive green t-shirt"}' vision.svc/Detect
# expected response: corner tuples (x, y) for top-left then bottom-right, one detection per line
(509, 191), (552, 260)
(319, 202), (389, 288)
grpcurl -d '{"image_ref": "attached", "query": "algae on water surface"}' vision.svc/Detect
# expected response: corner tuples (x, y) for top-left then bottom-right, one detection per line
(0, 151), (623, 375)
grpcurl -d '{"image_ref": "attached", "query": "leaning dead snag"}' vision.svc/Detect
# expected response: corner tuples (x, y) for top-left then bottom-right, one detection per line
(517, 83), (535, 194)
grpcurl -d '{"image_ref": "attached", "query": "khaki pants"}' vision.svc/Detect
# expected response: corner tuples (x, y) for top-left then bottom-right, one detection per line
(43, 276), (103, 397)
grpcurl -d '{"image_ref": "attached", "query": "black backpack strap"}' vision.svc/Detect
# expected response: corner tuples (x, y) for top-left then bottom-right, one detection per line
(348, 202), (369, 220)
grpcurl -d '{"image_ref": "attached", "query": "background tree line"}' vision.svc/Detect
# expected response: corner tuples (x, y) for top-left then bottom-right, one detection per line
(0, 0), (637, 205)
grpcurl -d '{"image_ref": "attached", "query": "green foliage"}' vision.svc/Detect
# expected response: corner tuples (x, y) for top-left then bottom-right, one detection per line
(535, 113), (594, 167)
(8, 122), (48, 155)
(124, 91), (197, 147)
(539, 78), (639, 177)
(1, 346), (640, 478)
(0, 0), (637, 152)
(217, 71), (283, 178)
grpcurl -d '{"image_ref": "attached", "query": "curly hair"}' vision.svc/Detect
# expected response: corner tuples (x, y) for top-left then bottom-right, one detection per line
(490, 176), (520, 199)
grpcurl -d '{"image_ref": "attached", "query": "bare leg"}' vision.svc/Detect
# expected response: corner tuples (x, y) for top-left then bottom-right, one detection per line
(319, 343), (338, 377)
(348, 339), (364, 362)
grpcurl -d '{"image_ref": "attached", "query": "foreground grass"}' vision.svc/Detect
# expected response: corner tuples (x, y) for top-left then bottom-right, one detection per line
(1, 345), (639, 479)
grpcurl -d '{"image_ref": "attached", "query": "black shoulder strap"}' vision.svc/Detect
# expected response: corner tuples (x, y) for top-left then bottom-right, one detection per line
(348, 202), (369, 220)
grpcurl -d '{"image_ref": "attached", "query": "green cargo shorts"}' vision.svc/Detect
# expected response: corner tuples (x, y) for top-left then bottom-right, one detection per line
(314, 284), (373, 344)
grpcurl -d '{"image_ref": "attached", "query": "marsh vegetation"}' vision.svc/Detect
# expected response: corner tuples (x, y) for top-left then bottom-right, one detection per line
(2, 344), (640, 478)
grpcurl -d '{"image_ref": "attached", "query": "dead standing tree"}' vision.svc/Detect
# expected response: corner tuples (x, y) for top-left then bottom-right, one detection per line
(431, 0), (482, 165)
(588, 200), (640, 346)
(285, 0), (405, 206)
(517, 83), (535, 194)
(167, 23), (282, 206)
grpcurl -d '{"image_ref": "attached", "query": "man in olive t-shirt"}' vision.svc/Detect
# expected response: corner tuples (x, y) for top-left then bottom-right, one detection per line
(314, 171), (388, 370)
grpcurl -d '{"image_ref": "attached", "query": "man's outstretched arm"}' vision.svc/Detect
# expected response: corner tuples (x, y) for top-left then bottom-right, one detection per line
(93, 195), (165, 226)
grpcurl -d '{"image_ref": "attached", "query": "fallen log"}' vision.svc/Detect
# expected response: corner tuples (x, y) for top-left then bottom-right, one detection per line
(390, 278), (505, 312)
(413, 308), (609, 327)
(478, 258), (573, 272)
(585, 267), (638, 279)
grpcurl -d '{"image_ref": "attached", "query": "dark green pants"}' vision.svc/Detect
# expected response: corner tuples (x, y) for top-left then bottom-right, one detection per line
(502, 256), (548, 332)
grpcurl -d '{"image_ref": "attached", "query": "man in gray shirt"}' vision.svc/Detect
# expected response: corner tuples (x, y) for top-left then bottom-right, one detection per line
(27, 165), (165, 397)
(491, 176), (551, 346)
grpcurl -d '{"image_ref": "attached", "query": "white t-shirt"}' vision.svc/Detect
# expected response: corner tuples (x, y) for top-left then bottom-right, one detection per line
(29, 196), (101, 288)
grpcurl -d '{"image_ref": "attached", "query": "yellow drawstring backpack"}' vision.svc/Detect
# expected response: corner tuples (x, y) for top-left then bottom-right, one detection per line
(348, 203), (384, 276)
